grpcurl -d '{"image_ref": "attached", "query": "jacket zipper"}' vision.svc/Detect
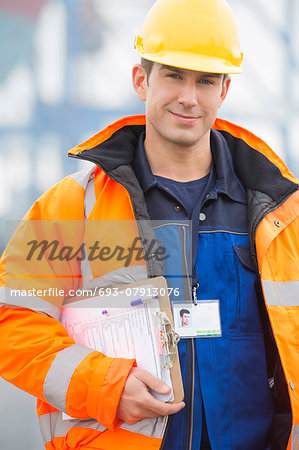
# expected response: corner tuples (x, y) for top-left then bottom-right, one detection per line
(181, 225), (196, 450)
(233, 250), (241, 322)
(160, 416), (172, 450)
(160, 341), (195, 450)
(182, 225), (192, 302)
(188, 338), (195, 450)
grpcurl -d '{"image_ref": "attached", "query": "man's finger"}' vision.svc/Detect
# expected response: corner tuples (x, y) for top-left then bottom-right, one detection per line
(136, 369), (171, 394)
(142, 401), (186, 418)
(141, 391), (185, 416)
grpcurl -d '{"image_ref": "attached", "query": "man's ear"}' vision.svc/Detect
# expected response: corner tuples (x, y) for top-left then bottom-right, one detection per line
(218, 76), (231, 108)
(132, 64), (147, 102)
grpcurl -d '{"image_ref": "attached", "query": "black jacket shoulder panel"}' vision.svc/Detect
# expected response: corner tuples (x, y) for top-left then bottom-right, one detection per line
(219, 130), (298, 203)
(78, 125), (145, 172)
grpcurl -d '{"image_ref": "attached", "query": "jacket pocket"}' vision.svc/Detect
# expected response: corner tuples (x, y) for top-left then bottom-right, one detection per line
(225, 245), (263, 334)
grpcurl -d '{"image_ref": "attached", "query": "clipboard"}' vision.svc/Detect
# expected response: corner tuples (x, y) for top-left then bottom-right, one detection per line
(116, 276), (184, 404)
(62, 276), (184, 404)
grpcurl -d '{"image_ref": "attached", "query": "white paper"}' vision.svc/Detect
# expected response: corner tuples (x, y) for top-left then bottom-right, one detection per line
(61, 286), (173, 420)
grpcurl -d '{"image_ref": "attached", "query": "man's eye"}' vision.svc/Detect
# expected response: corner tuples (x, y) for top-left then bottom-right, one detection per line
(166, 73), (182, 79)
(199, 79), (213, 85)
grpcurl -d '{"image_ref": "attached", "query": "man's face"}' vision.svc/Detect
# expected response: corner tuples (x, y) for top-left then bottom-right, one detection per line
(133, 63), (230, 149)
(181, 313), (190, 327)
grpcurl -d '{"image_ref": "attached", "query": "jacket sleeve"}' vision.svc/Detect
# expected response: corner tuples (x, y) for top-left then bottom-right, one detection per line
(0, 176), (135, 430)
(0, 306), (135, 429)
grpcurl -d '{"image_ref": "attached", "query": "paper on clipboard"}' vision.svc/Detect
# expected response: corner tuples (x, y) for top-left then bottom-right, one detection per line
(61, 284), (174, 416)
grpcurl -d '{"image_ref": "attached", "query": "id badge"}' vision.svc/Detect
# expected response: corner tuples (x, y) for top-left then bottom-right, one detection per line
(173, 300), (222, 338)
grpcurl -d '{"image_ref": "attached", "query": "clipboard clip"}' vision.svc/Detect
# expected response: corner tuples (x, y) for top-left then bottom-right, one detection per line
(156, 311), (180, 369)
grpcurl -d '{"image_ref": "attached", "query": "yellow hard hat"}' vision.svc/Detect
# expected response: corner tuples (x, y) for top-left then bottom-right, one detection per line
(135, 0), (243, 74)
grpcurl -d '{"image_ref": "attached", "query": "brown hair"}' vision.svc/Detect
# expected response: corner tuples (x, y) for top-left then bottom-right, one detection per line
(141, 58), (154, 80)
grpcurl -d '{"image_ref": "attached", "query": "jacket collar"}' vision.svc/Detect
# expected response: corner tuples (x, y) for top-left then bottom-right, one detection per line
(68, 114), (297, 204)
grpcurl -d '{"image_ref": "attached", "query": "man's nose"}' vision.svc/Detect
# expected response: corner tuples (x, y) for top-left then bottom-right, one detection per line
(178, 82), (198, 108)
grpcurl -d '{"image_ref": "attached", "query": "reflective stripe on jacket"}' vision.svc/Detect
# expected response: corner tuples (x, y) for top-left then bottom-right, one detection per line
(0, 115), (298, 449)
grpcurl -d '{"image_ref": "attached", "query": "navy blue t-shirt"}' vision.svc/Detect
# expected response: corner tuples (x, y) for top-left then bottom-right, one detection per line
(155, 174), (210, 218)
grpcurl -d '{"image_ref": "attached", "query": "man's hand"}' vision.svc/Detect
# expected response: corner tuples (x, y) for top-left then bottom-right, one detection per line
(116, 367), (185, 425)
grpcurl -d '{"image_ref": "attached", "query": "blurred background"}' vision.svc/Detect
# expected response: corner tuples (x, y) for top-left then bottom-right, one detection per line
(0, 0), (298, 448)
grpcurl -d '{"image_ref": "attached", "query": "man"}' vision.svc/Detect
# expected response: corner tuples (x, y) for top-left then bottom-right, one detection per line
(0, 0), (298, 449)
(180, 309), (191, 328)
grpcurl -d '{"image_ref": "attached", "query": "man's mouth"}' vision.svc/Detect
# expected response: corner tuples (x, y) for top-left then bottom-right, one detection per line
(169, 111), (200, 124)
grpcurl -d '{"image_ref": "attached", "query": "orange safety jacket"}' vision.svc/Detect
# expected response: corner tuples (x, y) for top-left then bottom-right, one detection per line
(0, 115), (298, 450)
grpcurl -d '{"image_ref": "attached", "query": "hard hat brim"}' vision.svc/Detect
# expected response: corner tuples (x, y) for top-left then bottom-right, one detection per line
(136, 43), (243, 75)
